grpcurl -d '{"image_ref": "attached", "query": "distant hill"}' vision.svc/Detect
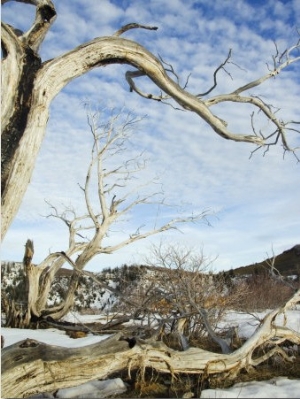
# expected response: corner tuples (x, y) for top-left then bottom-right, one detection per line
(3, 245), (300, 279)
(44, 246), (300, 278)
(232, 245), (300, 277)
(2, 247), (299, 315)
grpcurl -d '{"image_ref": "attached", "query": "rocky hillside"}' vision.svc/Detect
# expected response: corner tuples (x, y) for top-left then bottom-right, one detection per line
(1, 262), (158, 313)
(2, 245), (299, 313)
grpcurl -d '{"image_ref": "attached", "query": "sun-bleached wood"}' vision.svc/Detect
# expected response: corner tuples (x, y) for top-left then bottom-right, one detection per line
(1, 0), (299, 239)
(2, 289), (299, 398)
(1, 110), (210, 328)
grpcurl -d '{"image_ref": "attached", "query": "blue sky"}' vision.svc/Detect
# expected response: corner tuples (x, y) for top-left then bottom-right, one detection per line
(1, 0), (300, 272)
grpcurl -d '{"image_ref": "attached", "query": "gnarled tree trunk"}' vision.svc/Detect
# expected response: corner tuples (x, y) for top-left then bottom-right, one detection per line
(2, 289), (299, 398)
(3, 109), (209, 328)
(2, 0), (299, 239)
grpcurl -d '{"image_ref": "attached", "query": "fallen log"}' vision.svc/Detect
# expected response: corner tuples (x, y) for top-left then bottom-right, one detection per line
(2, 290), (299, 398)
(1, 333), (130, 398)
(41, 314), (130, 334)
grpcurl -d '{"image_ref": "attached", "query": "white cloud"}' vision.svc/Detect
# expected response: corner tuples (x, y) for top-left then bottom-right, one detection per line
(1, 0), (299, 273)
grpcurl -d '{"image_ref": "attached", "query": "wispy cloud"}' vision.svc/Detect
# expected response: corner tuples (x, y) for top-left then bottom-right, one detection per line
(1, 0), (299, 272)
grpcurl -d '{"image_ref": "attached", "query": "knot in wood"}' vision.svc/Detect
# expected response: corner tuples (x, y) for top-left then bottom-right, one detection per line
(19, 338), (39, 348)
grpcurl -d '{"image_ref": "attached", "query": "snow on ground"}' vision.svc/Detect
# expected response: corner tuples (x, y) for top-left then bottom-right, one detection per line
(1, 326), (109, 348)
(218, 307), (300, 339)
(200, 377), (300, 398)
(1, 308), (300, 398)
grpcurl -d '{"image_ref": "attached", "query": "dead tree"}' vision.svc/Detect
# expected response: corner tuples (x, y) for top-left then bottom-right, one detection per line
(4, 108), (208, 327)
(1, 0), (299, 239)
(2, 288), (299, 398)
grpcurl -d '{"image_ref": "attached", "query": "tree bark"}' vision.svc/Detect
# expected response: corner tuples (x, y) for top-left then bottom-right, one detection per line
(2, 289), (299, 398)
(3, 239), (37, 328)
(2, 1), (299, 239)
(0, 31), (243, 239)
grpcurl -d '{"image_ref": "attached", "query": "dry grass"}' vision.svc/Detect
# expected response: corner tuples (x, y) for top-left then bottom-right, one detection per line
(110, 348), (300, 398)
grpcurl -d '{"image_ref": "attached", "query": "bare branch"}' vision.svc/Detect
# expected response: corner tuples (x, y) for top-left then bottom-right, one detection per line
(113, 22), (158, 36)
(233, 44), (300, 95)
(21, 106), (211, 321)
(113, 23), (158, 37)
(125, 69), (168, 101)
(197, 49), (233, 97)
(2, 0), (299, 240)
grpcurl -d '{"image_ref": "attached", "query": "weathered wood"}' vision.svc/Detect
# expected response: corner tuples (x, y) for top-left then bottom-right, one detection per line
(1, 333), (131, 398)
(3, 239), (41, 328)
(2, 290), (300, 398)
(2, 1), (299, 239)
(41, 315), (130, 333)
(2, 331), (299, 399)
